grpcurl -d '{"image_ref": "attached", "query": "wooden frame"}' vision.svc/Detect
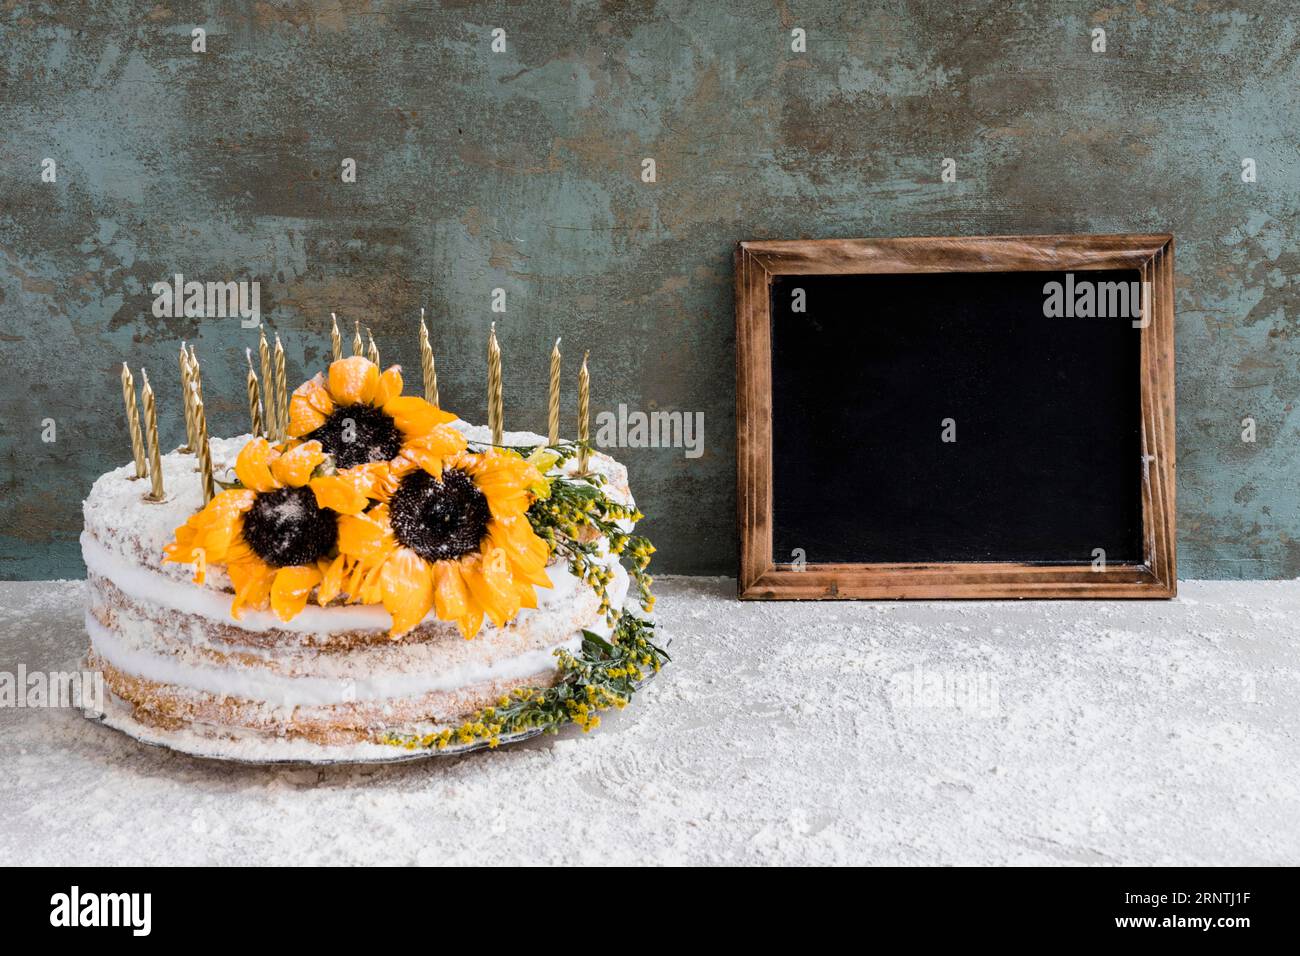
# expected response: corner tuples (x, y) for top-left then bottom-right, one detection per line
(735, 233), (1176, 600)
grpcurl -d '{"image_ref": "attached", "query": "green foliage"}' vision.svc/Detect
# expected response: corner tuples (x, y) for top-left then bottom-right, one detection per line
(383, 615), (669, 750)
(526, 451), (655, 624)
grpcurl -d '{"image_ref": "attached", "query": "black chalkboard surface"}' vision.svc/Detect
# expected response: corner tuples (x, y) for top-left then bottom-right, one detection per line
(735, 234), (1177, 600)
(770, 270), (1143, 565)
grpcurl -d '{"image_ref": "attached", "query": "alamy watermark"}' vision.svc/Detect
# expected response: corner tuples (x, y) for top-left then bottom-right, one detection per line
(50, 886), (151, 936)
(595, 404), (705, 459)
(1043, 273), (1150, 327)
(0, 665), (104, 716)
(888, 663), (1000, 718)
(152, 273), (260, 327)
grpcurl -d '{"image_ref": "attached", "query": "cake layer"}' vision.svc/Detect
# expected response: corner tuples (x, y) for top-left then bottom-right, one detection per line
(89, 655), (559, 746)
(85, 563), (626, 696)
(81, 531), (599, 645)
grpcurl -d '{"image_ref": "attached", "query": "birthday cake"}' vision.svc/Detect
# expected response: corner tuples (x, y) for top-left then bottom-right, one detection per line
(84, 350), (663, 761)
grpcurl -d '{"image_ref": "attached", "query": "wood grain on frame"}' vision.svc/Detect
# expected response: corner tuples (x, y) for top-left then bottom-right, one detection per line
(735, 233), (1177, 601)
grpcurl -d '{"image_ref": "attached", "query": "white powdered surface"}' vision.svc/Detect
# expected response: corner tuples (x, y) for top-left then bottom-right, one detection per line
(3, 578), (1299, 865)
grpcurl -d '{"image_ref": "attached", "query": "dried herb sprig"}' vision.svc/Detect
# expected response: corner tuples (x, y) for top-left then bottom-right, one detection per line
(525, 452), (655, 624)
(383, 615), (668, 750)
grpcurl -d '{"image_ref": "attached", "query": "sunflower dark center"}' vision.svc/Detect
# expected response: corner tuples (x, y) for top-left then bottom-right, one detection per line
(388, 469), (491, 563)
(308, 404), (403, 469)
(242, 486), (339, 568)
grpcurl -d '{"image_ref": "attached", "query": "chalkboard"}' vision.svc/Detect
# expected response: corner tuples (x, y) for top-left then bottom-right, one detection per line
(735, 235), (1176, 600)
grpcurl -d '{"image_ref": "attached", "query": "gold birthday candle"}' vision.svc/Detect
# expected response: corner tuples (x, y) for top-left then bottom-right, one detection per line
(578, 350), (590, 472)
(192, 388), (215, 504)
(548, 337), (561, 446)
(367, 327), (380, 366)
(120, 363), (147, 479)
(487, 322), (503, 445)
(353, 319), (363, 357)
(273, 334), (288, 441)
(258, 326), (278, 441)
(179, 342), (196, 453)
(246, 349), (264, 438)
(419, 308), (439, 408)
(331, 313), (343, 363)
(140, 370), (165, 501)
(188, 345), (206, 470)
(188, 344), (204, 403)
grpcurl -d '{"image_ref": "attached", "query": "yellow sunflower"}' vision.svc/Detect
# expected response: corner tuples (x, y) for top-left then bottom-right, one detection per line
(163, 438), (371, 621)
(327, 450), (553, 639)
(287, 355), (466, 476)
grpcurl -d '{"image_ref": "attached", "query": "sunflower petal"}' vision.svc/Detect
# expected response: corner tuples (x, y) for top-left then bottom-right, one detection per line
(163, 522), (198, 565)
(201, 509), (254, 561)
(222, 537), (257, 566)
(483, 546), (523, 620)
(432, 560), (470, 627)
(489, 518), (553, 588)
(384, 396), (457, 438)
(235, 438), (280, 492)
(496, 514), (550, 565)
(317, 554), (347, 605)
(461, 550), (520, 629)
(227, 556), (276, 617)
(270, 564), (323, 621)
(309, 472), (369, 516)
(514, 576), (539, 610)
(470, 452), (538, 519)
(397, 424), (468, 478)
(373, 365), (404, 407)
(163, 489), (256, 565)
(379, 547), (435, 637)
(345, 557), (370, 604)
(328, 356), (379, 407)
(366, 461), (402, 499)
(336, 505), (397, 560)
(288, 374), (335, 438)
(357, 561), (385, 605)
(457, 607), (484, 641)
(270, 439), (326, 488)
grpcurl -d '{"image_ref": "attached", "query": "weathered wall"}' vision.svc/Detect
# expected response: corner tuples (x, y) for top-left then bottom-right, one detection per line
(0, 1), (1296, 579)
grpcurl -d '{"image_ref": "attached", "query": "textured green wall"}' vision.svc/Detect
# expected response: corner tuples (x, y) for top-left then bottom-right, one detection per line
(1, 1), (1297, 579)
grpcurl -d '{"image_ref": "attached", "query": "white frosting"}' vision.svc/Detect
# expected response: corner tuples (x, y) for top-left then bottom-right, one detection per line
(86, 561), (629, 679)
(87, 611), (581, 707)
(82, 435), (253, 589)
(82, 530), (591, 636)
